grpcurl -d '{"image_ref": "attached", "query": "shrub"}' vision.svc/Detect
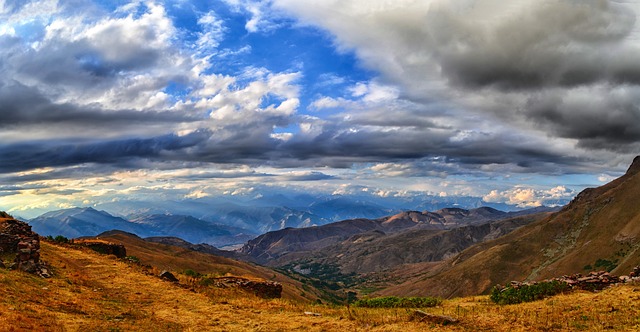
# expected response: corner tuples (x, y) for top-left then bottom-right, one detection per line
(490, 280), (569, 305)
(125, 256), (140, 263)
(352, 296), (441, 308)
(183, 269), (201, 278)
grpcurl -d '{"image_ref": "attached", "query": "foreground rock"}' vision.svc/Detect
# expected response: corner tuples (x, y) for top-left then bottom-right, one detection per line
(0, 214), (50, 277)
(209, 276), (282, 299)
(159, 270), (179, 282)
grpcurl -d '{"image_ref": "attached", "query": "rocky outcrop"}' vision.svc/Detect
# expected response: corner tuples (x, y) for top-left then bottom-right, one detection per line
(78, 240), (127, 258)
(208, 276), (282, 299)
(0, 214), (50, 277)
(159, 270), (179, 282)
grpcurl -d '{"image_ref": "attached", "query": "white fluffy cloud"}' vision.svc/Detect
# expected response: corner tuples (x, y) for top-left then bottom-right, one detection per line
(483, 185), (575, 207)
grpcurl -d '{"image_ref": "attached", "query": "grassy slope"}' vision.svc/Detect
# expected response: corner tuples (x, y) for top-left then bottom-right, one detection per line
(91, 231), (317, 302)
(0, 241), (639, 331)
(379, 158), (640, 298)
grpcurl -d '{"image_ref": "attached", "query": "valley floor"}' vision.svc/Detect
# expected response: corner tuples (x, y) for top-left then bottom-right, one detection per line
(0, 242), (639, 331)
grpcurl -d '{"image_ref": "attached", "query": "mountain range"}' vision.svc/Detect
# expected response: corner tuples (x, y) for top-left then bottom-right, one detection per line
(238, 206), (557, 287)
(83, 192), (542, 234)
(28, 208), (255, 248)
(25, 192), (545, 247)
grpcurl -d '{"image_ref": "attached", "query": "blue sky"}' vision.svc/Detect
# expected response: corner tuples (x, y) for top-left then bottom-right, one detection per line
(1, 0), (639, 217)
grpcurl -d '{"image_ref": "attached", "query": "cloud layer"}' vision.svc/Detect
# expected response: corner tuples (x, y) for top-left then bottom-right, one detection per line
(1, 0), (638, 215)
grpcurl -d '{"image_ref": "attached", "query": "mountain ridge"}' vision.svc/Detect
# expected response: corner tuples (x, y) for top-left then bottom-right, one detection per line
(240, 206), (557, 265)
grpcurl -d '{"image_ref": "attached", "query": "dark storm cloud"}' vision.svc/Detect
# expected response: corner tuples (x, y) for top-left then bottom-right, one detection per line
(0, 130), (212, 173)
(525, 88), (640, 149)
(419, 0), (640, 157)
(426, 0), (638, 90)
(0, 105), (574, 176)
(276, 121), (574, 173)
(0, 81), (199, 127)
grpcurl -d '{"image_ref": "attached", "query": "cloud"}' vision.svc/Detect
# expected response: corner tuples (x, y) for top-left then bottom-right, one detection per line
(273, 0), (640, 162)
(2, 0), (638, 216)
(524, 85), (640, 150)
(196, 11), (227, 50)
(425, 0), (638, 89)
(0, 130), (212, 173)
(483, 185), (575, 207)
(278, 171), (334, 181)
(223, 0), (285, 33)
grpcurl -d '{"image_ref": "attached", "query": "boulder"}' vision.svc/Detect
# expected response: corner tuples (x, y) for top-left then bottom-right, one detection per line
(159, 270), (179, 282)
(208, 276), (282, 299)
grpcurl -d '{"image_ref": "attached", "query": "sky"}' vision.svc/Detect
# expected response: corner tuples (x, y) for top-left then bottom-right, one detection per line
(1, 0), (639, 218)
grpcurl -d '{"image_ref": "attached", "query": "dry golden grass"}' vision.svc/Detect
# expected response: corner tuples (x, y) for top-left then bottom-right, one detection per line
(1, 241), (639, 331)
(93, 231), (321, 302)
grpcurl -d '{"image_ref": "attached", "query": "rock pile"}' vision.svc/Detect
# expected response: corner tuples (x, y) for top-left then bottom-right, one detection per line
(508, 268), (640, 293)
(211, 276), (282, 299)
(0, 216), (50, 277)
(555, 271), (624, 291)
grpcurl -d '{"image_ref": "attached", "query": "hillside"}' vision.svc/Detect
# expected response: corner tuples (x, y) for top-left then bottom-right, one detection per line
(240, 207), (542, 264)
(379, 156), (640, 298)
(1, 238), (639, 330)
(279, 212), (550, 276)
(86, 230), (317, 302)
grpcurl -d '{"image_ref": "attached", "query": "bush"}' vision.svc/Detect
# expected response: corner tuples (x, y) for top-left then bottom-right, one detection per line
(352, 296), (441, 308)
(490, 280), (569, 305)
(125, 256), (140, 263)
(183, 269), (201, 278)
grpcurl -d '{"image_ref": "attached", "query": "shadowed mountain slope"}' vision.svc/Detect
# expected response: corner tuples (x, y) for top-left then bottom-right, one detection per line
(280, 212), (550, 275)
(378, 156), (640, 298)
(240, 207), (553, 265)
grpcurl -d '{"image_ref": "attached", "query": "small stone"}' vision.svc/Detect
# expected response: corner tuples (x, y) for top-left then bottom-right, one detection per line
(19, 261), (37, 273)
